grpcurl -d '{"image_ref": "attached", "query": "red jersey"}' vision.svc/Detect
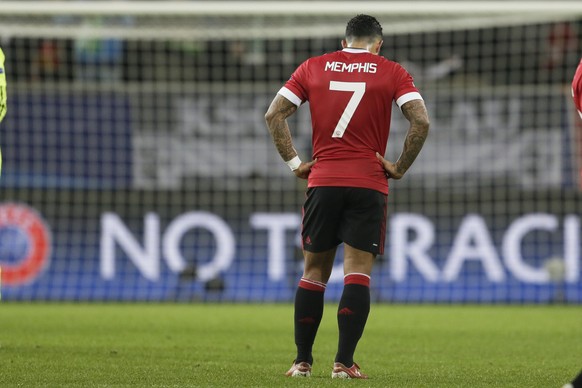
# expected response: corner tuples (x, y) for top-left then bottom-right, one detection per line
(573, 58), (582, 119)
(279, 48), (422, 194)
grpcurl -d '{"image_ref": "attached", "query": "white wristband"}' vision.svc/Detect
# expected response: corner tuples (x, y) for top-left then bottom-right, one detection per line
(285, 155), (302, 171)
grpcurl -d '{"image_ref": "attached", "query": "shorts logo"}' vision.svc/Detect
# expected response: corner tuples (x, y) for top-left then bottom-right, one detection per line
(0, 203), (51, 286)
(304, 235), (312, 245)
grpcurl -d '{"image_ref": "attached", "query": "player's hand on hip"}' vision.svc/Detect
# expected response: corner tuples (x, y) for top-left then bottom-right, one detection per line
(376, 152), (404, 180)
(294, 159), (317, 179)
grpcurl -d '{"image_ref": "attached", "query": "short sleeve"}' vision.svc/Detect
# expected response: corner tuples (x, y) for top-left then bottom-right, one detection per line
(278, 59), (310, 107)
(393, 64), (423, 109)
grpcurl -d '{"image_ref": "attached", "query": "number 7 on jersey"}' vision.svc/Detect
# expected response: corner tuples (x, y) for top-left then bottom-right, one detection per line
(329, 81), (366, 138)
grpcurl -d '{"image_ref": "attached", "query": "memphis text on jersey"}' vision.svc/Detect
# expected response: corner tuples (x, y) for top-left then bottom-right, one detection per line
(325, 61), (377, 73)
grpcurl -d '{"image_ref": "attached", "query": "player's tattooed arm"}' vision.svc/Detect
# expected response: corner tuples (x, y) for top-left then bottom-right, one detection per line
(376, 99), (429, 179)
(265, 94), (299, 162)
(397, 99), (430, 176)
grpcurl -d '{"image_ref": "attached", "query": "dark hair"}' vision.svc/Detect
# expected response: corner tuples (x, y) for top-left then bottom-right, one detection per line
(345, 14), (383, 42)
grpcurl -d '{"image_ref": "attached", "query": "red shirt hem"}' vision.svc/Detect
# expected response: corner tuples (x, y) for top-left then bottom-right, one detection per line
(308, 177), (389, 195)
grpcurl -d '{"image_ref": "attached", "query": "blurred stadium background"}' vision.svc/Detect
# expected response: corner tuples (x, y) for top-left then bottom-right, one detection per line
(1, 0), (582, 304)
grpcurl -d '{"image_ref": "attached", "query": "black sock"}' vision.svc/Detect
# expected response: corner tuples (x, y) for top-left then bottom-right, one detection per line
(335, 273), (371, 367)
(572, 370), (582, 388)
(294, 278), (326, 365)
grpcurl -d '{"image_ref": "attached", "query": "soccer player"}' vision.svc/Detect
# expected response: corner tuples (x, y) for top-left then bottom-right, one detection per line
(0, 46), (6, 174)
(562, 59), (582, 388)
(265, 14), (429, 379)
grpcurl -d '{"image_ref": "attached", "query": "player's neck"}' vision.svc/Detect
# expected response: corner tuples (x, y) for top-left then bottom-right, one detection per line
(345, 45), (370, 51)
(342, 39), (381, 55)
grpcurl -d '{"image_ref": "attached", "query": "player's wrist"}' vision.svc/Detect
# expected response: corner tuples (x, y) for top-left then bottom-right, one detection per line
(393, 161), (406, 176)
(285, 155), (302, 171)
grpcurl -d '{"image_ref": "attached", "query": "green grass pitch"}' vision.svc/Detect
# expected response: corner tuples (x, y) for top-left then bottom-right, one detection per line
(0, 303), (580, 387)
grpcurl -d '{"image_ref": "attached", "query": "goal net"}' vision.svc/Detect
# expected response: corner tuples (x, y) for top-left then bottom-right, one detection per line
(1, 1), (581, 303)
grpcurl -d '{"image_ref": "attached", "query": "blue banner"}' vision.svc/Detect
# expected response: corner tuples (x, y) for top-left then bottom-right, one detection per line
(1, 90), (132, 189)
(1, 205), (580, 303)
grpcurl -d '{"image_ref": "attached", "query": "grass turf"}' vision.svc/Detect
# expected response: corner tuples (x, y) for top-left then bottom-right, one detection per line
(0, 304), (580, 387)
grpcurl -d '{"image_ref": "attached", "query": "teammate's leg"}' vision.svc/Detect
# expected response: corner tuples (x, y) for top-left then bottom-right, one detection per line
(333, 243), (374, 377)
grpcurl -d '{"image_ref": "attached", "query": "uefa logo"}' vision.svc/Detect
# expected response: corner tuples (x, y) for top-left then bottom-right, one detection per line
(0, 203), (51, 286)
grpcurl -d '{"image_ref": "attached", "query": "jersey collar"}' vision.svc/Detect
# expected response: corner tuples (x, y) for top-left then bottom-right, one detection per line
(342, 48), (371, 54)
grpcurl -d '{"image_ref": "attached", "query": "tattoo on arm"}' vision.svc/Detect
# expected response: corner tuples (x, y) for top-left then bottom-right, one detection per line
(396, 99), (430, 174)
(265, 94), (299, 162)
